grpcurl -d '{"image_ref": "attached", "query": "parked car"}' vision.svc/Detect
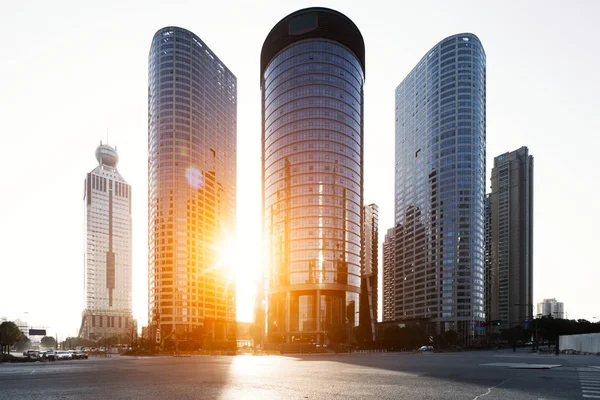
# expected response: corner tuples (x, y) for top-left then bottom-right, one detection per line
(418, 346), (434, 352)
(56, 351), (72, 360)
(25, 350), (42, 360)
(46, 351), (57, 361)
(72, 351), (88, 360)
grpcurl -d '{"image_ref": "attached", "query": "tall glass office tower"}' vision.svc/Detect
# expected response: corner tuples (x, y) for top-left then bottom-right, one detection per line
(394, 33), (486, 341)
(148, 27), (237, 340)
(261, 8), (365, 345)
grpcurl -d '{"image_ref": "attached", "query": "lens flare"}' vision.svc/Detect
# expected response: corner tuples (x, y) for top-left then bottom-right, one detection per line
(185, 167), (204, 190)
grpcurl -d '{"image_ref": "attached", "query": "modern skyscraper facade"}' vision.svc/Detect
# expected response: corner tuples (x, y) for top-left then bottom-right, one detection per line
(382, 227), (396, 322)
(537, 298), (564, 319)
(261, 8), (365, 345)
(489, 147), (533, 328)
(79, 143), (133, 340)
(360, 203), (378, 342)
(148, 27), (237, 340)
(484, 193), (492, 323)
(393, 33), (486, 340)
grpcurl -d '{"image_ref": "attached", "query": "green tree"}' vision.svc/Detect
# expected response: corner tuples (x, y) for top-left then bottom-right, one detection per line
(382, 325), (398, 350)
(41, 336), (57, 349)
(249, 322), (263, 348)
(433, 333), (447, 349)
(14, 336), (31, 351)
(328, 323), (347, 346)
(443, 330), (458, 347)
(0, 321), (22, 355)
(353, 325), (372, 348)
(181, 326), (205, 350)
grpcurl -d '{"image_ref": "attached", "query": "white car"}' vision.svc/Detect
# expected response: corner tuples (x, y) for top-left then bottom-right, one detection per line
(56, 351), (73, 360)
(418, 346), (434, 352)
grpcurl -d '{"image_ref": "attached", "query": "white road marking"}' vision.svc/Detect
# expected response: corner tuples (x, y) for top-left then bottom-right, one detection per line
(480, 362), (561, 369)
(29, 370), (35, 375)
(471, 378), (511, 400)
(579, 370), (600, 398)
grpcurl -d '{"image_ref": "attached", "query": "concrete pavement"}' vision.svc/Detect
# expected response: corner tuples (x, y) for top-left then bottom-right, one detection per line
(0, 349), (598, 399)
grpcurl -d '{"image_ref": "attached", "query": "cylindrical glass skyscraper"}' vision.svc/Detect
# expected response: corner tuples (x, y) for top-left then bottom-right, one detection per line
(394, 33), (486, 342)
(261, 8), (365, 345)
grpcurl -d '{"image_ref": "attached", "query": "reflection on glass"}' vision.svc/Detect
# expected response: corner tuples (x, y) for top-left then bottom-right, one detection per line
(262, 10), (365, 345)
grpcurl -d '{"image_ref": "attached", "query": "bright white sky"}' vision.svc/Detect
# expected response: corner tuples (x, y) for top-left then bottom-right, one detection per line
(1, 0), (599, 339)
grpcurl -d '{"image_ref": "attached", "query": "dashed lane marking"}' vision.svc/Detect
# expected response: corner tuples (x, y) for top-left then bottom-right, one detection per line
(480, 362), (561, 369)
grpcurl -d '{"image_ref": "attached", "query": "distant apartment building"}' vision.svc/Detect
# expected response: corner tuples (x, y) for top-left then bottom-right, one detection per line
(360, 204), (378, 341)
(484, 194), (492, 323)
(79, 143), (133, 340)
(537, 298), (564, 319)
(147, 27), (237, 340)
(13, 318), (29, 335)
(488, 147), (534, 328)
(382, 228), (395, 322)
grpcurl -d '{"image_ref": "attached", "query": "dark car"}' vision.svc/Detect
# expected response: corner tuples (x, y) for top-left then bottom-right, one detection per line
(25, 350), (43, 360)
(72, 351), (88, 360)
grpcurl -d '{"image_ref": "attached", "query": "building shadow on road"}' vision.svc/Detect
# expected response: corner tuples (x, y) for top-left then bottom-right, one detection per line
(279, 349), (580, 399)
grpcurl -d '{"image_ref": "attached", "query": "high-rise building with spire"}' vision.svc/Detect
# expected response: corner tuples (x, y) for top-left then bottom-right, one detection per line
(79, 143), (133, 340)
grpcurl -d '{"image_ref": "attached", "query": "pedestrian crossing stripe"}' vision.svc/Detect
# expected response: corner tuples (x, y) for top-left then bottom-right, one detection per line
(578, 370), (600, 399)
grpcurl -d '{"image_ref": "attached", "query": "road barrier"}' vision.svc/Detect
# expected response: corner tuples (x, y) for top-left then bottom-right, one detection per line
(353, 349), (388, 353)
(559, 333), (600, 354)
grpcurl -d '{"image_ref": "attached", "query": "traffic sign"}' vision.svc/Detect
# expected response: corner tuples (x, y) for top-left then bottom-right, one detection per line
(155, 329), (161, 344)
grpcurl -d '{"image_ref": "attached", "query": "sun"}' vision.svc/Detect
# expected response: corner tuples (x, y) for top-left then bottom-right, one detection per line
(213, 227), (260, 322)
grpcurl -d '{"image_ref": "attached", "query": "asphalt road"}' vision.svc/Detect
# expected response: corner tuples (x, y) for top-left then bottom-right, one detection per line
(1, 349), (599, 399)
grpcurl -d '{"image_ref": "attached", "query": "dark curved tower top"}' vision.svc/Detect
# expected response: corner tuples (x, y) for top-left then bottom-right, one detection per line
(260, 7), (365, 346)
(260, 7), (365, 82)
